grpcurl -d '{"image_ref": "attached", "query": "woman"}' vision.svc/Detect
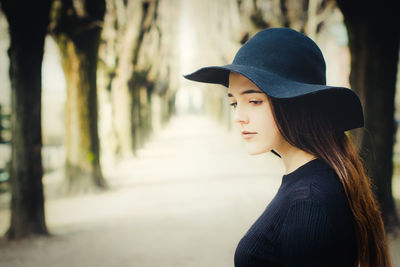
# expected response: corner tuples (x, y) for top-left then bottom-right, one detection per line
(184, 28), (391, 266)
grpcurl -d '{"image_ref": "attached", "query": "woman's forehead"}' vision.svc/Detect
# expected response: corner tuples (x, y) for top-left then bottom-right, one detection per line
(229, 72), (259, 87)
(227, 88), (265, 97)
(228, 74), (264, 96)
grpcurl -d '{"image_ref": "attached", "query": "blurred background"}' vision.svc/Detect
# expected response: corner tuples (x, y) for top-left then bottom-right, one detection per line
(0, 0), (399, 266)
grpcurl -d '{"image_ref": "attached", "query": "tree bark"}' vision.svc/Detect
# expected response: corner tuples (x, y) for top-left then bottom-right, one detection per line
(103, 0), (155, 157)
(336, 0), (399, 231)
(237, 0), (335, 37)
(100, 0), (178, 157)
(121, 0), (160, 153)
(51, 0), (107, 192)
(0, 0), (52, 239)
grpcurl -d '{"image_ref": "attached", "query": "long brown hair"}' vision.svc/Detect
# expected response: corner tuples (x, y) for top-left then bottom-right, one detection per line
(268, 95), (391, 267)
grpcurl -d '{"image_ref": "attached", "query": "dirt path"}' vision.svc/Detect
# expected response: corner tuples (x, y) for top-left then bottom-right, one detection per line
(0, 114), (398, 267)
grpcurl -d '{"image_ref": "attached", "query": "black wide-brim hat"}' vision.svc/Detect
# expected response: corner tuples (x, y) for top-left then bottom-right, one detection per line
(184, 28), (364, 131)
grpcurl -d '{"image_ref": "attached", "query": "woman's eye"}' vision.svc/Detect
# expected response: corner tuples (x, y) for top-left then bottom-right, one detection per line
(230, 101), (262, 108)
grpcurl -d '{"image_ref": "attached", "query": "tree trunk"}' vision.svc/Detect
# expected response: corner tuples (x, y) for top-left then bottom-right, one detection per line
(106, 0), (152, 157)
(336, 0), (399, 231)
(102, 0), (177, 157)
(131, 82), (152, 150)
(51, 0), (107, 192)
(238, 0), (335, 37)
(0, 0), (52, 239)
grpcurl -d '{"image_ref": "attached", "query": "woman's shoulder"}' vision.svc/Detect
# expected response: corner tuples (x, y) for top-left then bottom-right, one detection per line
(282, 159), (352, 218)
(283, 159), (343, 199)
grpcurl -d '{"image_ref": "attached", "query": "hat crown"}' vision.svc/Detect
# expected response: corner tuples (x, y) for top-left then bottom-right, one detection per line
(233, 28), (326, 85)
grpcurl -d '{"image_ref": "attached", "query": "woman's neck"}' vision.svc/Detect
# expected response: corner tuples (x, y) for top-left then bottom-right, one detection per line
(276, 144), (316, 175)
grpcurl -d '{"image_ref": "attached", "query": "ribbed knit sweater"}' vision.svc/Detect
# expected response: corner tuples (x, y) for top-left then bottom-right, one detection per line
(234, 158), (357, 267)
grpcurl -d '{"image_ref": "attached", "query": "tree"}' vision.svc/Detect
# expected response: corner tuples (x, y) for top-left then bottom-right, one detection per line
(336, 0), (399, 231)
(50, 0), (107, 192)
(99, 0), (179, 158)
(112, 0), (161, 155)
(0, 0), (53, 239)
(237, 0), (335, 38)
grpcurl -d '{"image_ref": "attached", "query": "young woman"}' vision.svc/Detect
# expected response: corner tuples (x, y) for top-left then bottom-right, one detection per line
(184, 28), (391, 266)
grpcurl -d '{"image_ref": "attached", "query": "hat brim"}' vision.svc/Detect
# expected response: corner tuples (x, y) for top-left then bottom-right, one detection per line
(183, 64), (364, 131)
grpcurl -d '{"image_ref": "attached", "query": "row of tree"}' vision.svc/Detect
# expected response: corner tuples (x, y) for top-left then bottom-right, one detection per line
(0, 0), (398, 239)
(0, 0), (179, 239)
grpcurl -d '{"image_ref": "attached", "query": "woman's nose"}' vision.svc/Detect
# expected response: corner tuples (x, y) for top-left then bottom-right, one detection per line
(234, 107), (249, 124)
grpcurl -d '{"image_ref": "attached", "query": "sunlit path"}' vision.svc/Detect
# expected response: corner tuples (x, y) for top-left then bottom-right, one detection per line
(0, 114), (399, 266)
(0, 114), (285, 267)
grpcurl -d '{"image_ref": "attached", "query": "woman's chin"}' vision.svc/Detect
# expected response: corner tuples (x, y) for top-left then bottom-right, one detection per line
(245, 146), (268, 155)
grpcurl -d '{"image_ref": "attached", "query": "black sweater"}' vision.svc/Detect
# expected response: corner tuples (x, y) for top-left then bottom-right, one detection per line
(234, 158), (357, 267)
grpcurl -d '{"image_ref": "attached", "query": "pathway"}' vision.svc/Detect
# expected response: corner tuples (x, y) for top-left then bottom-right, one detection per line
(0, 114), (398, 267)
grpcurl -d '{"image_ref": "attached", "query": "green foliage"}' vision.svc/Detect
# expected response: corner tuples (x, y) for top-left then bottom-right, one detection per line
(87, 152), (95, 164)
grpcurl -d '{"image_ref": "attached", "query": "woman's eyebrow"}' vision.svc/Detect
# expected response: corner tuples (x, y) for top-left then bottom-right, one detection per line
(227, 89), (263, 97)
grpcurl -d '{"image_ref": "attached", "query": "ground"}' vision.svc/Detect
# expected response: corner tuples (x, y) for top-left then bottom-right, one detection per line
(0, 114), (399, 267)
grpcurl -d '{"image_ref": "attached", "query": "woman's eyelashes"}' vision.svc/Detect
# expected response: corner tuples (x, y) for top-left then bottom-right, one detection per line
(229, 100), (264, 108)
(249, 100), (263, 105)
(230, 102), (237, 108)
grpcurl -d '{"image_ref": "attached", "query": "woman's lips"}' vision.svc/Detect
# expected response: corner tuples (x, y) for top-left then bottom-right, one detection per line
(241, 131), (258, 139)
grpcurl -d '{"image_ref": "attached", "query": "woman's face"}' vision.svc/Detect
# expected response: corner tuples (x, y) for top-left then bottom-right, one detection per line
(228, 72), (285, 155)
